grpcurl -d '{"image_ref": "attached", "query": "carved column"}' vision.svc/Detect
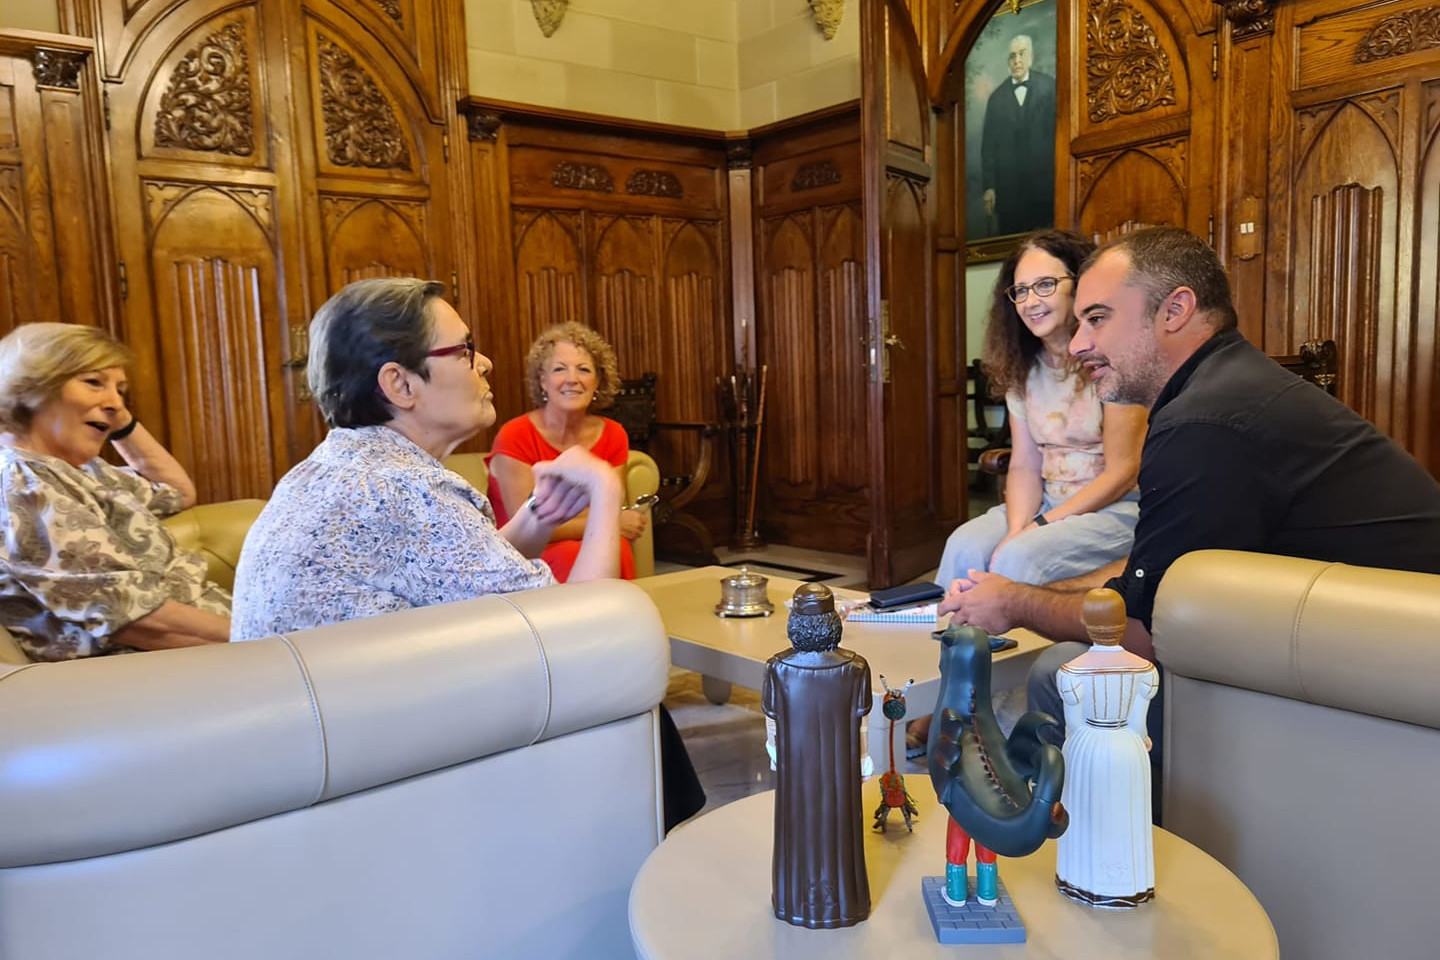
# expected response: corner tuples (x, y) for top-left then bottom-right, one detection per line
(1217, 1), (1274, 40)
(727, 139), (757, 371)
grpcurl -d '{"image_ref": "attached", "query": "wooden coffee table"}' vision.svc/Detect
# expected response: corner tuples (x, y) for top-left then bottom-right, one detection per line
(635, 566), (1051, 773)
(629, 787), (1279, 959)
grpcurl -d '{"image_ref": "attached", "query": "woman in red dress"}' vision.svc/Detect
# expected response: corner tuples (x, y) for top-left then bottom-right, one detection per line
(487, 322), (644, 581)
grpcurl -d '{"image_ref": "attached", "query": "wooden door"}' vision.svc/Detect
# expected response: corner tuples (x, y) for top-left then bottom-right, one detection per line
(862, 0), (946, 587)
(93, 0), (309, 502)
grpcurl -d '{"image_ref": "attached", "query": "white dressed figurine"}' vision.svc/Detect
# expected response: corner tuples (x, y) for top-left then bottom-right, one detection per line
(1054, 588), (1159, 907)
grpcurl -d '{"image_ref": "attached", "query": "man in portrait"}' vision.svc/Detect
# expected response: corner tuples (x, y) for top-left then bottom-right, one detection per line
(981, 34), (1057, 237)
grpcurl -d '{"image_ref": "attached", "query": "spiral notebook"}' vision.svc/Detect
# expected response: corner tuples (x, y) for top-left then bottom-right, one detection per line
(843, 602), (939, 624)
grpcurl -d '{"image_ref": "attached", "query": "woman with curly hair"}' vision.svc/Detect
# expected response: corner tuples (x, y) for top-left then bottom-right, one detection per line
(487, 322), (645, 581)
(938, 229), (1146, 588)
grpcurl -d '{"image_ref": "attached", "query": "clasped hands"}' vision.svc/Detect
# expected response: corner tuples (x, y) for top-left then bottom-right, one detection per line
(938, 569), (1016, 636)
(527, 446), (622, 526)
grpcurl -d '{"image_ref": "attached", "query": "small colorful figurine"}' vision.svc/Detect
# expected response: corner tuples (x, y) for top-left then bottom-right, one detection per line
(872, 675), (920, 832)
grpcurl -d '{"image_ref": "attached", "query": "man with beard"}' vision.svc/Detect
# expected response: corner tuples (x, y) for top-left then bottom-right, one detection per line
(941, 227), (1440, 739)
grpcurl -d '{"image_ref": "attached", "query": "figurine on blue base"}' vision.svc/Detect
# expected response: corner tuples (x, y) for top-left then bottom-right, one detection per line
(763, 583), (872, 929)
(921, 622), (1068, 944)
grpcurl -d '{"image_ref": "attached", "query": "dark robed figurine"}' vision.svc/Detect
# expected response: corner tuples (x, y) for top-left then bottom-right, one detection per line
(762, 583), (873, 929)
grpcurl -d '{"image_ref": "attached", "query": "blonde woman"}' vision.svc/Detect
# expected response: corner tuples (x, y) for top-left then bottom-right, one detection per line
(0, 323), (230, 661)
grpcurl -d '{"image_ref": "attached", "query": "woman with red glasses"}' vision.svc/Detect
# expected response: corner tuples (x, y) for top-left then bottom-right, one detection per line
(230, 278), (624, 643)
(486, 322), (643, 582)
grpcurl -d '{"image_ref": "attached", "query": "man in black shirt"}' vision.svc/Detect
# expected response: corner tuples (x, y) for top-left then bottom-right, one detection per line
(941, 227), (1440, 731)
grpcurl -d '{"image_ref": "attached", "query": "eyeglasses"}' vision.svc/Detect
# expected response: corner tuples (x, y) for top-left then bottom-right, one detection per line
(1005, 275), (1074, 304)
(425, 337), (476, 369)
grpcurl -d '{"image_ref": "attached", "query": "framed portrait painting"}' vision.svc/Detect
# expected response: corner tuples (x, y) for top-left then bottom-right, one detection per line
(964, 0), (1058, 262)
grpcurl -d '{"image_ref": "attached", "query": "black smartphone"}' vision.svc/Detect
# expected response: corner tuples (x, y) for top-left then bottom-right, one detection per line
(989, 635), (1018, 652)
(869, 581), (945, 609)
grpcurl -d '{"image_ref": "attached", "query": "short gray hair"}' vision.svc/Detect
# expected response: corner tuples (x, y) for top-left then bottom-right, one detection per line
(0, 323), (133, 432)
(307, 278), (447, 428)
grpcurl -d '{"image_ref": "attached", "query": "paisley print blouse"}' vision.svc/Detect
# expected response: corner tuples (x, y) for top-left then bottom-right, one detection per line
(229, 425), (555, 643)
(1006, 362), (1108, 504)
(0, 446), (232, 662)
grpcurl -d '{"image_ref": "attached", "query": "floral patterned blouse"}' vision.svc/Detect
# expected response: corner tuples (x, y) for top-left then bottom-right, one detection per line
(1006, 361), (1109, 504)
(0, 446), (232, 662)
(230, 425), (555, 642)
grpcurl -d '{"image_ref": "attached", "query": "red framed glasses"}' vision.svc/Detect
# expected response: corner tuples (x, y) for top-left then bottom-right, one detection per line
(426, 337), (476, 369)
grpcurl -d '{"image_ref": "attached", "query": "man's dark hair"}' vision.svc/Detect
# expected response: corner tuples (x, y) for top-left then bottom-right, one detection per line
(1086, 227), (1239, 331)
(307, 277), (447, 428)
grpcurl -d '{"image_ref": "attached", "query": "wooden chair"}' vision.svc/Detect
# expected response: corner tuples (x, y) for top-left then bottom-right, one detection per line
(975, 339), (1340, 499)
(610, 373), (721, 564)
(966, 359), (1010, 492)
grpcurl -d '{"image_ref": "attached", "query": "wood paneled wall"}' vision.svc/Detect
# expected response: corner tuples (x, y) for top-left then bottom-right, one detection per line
(1214, 0), (1440, 474)
(462, 100), (735, 533)
(0, 31), (115, 337)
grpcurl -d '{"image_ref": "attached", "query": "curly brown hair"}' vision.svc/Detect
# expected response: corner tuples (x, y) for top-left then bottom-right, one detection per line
(523, 322), (621, 410)
(980, 229), (1096, 399)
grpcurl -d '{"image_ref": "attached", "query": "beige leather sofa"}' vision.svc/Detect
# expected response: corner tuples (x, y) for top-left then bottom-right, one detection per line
(1153, 550), (1440, 960)
(0, 449), (659, 664)
(0, 578), (669, 960)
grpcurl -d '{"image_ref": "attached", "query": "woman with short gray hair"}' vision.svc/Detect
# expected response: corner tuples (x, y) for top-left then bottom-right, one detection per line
(0, 322), (231, 660)
(230, 277), (625, 642)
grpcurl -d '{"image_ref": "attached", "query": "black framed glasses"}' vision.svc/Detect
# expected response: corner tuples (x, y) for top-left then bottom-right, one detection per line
(425, 337), (476, 369)
(1005, 275), (1074, 304)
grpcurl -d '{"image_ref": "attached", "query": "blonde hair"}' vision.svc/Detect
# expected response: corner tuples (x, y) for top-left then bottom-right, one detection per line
(523, 322), (621, 410)
(0, 323), (134, 432)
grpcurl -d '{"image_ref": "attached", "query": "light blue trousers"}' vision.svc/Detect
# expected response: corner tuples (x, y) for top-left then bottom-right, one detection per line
(937, 493), (1140, 587)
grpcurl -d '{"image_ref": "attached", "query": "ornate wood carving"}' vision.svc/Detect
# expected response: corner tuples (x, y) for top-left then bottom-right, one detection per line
(1425, 81), (1440, 142)
(727, 139), (754, 170)
(1356, 6), (1440, 63)
(809, 0), (845, 40)
(319, 195), (427, 245)
(372, 0), (403, 26)
(31, 49), (85, 90)
(626, 169), (683, 199)
(1218, 0), (1273, 40)
(1085, 0), (1178, 123)
(791, 160), (842, 191)
(551, 160), (614, 192)
(1295, 102), (1339, 159)
(466, 111), (501, 142)
(530, 0), (570, 37)
(143, 182), (274, 240)
(317, 35), (411, 170)
(1355, 90), (1402, 149)
(153, 23), (255, 157)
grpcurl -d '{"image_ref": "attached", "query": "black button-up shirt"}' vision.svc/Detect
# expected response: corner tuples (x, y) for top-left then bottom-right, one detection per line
(1107, 328), (1440, 632)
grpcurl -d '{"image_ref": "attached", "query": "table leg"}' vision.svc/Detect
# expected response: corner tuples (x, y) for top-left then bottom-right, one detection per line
(701, 675), (733, 705)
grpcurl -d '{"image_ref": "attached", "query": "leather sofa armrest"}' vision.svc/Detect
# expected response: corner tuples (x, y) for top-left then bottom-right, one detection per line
(1153, 550), (1440, 730)
(0, 580), (668, 867)
(161, 499), (267, 592)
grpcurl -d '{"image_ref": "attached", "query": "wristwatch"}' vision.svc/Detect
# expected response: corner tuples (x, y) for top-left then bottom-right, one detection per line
(1032, 512), (1049, 526)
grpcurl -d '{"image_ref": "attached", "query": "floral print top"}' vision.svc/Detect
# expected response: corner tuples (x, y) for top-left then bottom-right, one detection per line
(0, 446), (231, 662)
(230, 425), (555, 643)
(1006, 361), (1109, 504)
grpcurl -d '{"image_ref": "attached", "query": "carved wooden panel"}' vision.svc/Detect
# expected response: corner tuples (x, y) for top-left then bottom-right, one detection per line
(1284, 102), (1398, 430)
(0, 35), (114, 337)
(507, 145), (723, 216)
(1084, 0), (1181, 124)
(146, 186), (279, 502)
(151, 20), (255, 157)
(321, 195), (430, 291)
(817, 203), (867, 494)
(509, 207), (584, 419)
(881, 173), (929, 508)
(760, 212), (818, 489)
(312, 31), (412, 172)
(1077, 143), (1187, 238)
(1416, 81), (1440, 473)
(591, 214), (659, 372)
(1298, 0), (1440, 88)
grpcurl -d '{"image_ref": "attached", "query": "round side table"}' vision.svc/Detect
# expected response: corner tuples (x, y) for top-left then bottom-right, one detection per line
(629, 787), (1277, 959)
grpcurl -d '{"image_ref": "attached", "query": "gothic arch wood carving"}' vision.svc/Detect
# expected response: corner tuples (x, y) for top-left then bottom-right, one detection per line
(316, 34), (411, 170)
(1356, 6), (1440, 63)
(321, 197), (429, 290)
(153, 21), (255, 157)
(1076, 136), (1187, 206)
(1425, 80), (1440, 142)
(626, 170), (683, 199)
(761, 212), (818, 486)
(372, 0), (404, 27)
(143, 182), (275, 242)
(1085, 0), (1178, 123)
(661, 219), (724, 425)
